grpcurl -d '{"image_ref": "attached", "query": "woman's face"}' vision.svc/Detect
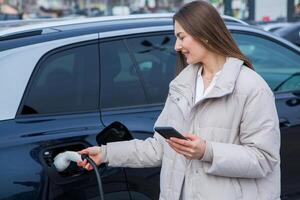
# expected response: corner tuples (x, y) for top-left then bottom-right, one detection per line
(174, 21), (209, 65)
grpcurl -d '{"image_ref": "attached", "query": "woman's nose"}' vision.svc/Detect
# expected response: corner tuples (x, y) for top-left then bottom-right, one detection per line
(174, 42), (182, 51)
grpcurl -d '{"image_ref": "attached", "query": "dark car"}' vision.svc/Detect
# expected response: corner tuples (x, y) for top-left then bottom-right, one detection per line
(0, 14), (299, 200)
(274, 21), (300, 47)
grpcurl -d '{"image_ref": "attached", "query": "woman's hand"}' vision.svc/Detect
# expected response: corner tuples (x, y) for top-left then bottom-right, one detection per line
(167, 134), (206, 160)
(77, 146), (103, 171)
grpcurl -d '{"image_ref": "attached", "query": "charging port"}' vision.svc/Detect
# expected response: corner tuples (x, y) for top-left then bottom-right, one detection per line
(40, 142), (90, 184)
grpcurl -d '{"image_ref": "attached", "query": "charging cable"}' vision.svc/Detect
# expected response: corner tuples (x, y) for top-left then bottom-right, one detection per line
(53, 151), (104, 200)
(81, 154), (105, 200)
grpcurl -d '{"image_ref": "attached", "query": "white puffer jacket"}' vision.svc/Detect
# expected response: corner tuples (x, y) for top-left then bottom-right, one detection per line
(102, 57), (281, 200)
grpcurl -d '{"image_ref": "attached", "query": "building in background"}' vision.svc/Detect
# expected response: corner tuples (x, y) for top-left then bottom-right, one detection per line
(221, 0), (299, 23)
(0, 0), (21, 20)
(0, 0), (299, 22)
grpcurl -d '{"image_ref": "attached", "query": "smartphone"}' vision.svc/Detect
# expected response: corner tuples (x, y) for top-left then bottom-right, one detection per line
(154, 126), (187, 140)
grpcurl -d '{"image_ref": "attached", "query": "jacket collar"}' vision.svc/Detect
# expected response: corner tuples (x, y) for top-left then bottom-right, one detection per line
(170, 57), (244, 103)
(205, 57), (243, 99)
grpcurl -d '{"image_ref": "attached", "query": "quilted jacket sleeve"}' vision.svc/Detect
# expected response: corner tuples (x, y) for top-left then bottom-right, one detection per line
(101, 97), (171, 168)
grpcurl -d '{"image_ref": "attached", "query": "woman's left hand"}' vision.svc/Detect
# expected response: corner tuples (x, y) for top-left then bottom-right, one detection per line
(167, 134), (206, 160)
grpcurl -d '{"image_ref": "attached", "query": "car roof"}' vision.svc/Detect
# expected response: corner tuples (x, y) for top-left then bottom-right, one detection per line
(0, 13), (247, 38)
(1, 13), (297, 53)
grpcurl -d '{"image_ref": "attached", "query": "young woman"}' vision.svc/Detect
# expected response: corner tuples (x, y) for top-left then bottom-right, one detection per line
(78, 1), (280, 199)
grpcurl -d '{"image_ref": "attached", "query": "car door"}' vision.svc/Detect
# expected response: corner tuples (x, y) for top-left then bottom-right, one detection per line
(0, 41), (131, 200)
(99, 32), (176, 200)
(233, 32), (300, 199)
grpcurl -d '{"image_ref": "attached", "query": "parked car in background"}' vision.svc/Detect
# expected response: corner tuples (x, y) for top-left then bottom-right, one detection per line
(0, 14), (300, 200)
(274, 21), (300, 46)
(260, 22), (290, 32)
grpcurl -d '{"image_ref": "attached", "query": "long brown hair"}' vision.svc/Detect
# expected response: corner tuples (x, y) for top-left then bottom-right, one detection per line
(173, 0), (253, 73)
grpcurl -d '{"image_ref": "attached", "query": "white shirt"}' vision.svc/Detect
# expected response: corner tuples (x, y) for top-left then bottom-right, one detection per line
(195, 67), (222, 104)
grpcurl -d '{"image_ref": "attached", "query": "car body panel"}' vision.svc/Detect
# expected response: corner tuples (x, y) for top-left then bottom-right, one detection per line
(275, 92), (300, 196)
(0, 112), (103, 199)
(101, 106), (163, 199)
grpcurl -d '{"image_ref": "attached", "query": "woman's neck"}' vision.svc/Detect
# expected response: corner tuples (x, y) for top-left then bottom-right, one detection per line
(202, 54), (226, 77)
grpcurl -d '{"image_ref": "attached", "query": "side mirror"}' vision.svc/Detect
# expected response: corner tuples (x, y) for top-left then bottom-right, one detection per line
(96, 122), (133, 145)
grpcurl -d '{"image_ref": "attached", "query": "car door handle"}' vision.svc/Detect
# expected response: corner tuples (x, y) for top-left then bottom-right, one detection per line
(280, 118), (291, 128)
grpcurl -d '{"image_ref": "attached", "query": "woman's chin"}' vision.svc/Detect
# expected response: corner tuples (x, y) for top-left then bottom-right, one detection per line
(185, 56), (198, 65)
(186, 59), (196, 65)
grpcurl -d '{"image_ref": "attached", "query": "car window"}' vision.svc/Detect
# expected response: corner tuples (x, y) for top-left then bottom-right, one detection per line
(233, 33), (300, 92)
(20, 43), (99, 115)
(127, 34), (176, 104)
(100, 40), (147, 109)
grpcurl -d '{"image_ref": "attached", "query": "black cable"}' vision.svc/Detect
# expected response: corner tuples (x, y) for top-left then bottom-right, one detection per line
(122, 168), (133, 200)
(81, 154), (105, 200)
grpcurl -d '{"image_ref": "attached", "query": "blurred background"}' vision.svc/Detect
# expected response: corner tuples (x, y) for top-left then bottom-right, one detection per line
(0, 0), (300, 24)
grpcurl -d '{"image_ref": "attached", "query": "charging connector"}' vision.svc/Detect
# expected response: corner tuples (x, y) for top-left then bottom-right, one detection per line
(53, 151), (82, 172)
(53, 151), (105, 200)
